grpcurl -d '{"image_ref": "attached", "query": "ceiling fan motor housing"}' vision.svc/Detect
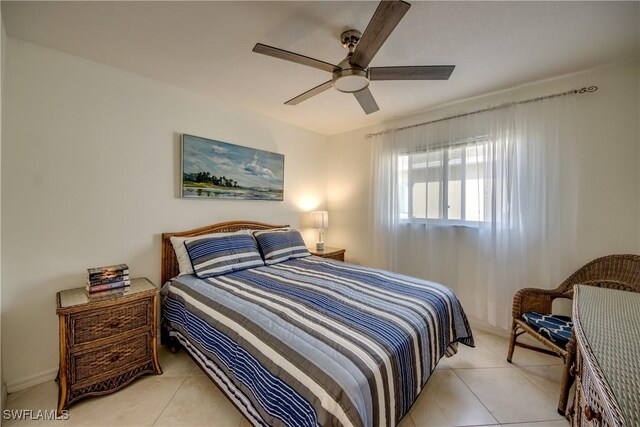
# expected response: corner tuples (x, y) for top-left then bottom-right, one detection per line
(332, 67), (369, 93)
(333, 37), (369, 94)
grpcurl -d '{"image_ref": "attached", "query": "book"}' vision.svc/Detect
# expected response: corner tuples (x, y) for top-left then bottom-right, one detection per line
(87, 263), (128, 275)
(86, 283), (130, 293)
(87, 263), (129, 280)
(89, 270), (129, 281)
(87, 275), (130, 286)
(86, 280), (131, 293)
(87, 273), (129, 285)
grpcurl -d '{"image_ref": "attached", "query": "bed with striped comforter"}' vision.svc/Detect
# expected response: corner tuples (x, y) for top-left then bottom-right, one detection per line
(161, 256), (474, 427)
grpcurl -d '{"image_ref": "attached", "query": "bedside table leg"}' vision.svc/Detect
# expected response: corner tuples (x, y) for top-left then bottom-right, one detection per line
(57, 387), (67, 417)
(57, 317), (68, 416)
(151, 294), (163, 375)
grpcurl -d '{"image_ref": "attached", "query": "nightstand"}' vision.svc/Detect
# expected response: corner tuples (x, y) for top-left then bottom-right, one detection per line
(308, 246), (346, 261)
(56, 277), (162, 415)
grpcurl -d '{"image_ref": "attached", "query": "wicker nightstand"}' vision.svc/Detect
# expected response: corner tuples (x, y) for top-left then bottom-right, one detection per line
(308, 246), (345, 262)
(56, 277), (162, 415)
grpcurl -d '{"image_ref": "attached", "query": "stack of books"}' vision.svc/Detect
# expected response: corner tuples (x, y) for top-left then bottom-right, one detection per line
(86, 263), (130, 294)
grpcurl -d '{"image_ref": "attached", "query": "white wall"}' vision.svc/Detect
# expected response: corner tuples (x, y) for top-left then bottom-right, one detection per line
(1, 38), (328, 391)
(326, 62), (640, 327)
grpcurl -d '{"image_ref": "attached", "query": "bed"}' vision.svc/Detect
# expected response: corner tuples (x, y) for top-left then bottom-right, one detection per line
(160, 221), (474, 427)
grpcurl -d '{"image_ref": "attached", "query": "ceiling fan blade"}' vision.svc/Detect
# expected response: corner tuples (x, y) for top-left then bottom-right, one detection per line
(253, 43), (338, 73)
(349, 0), (411, 69)
(353, 87), (380, 115)
(369, 65), (456, 80)
(285, 80), (333, 105)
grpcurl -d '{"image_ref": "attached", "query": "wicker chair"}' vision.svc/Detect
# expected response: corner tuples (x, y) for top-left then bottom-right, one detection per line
(507, 254), (640, 416)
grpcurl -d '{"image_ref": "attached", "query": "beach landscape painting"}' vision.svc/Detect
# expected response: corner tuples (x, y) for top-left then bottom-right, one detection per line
(181, 134), (284, 201)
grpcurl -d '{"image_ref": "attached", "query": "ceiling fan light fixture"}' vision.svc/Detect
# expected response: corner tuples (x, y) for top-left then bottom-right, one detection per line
(332, 68), (369, 93)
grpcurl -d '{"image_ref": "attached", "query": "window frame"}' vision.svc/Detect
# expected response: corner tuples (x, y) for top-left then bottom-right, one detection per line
(398, 136), (490, 226)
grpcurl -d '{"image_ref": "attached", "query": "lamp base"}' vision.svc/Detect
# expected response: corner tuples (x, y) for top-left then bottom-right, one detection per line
(316, 242), (325, 251)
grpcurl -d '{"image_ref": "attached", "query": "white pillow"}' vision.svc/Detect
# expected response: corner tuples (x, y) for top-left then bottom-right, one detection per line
(170, 230), (252, 276)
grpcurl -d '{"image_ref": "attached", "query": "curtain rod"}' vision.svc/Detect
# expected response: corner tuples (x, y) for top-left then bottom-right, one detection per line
(364, 86), (598, 139)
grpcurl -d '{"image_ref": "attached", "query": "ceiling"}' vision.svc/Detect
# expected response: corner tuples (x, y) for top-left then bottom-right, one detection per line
(3, 1), (639, 136)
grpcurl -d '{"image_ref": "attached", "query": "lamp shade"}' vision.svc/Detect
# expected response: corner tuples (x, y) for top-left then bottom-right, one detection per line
(311, 211), (329, 229)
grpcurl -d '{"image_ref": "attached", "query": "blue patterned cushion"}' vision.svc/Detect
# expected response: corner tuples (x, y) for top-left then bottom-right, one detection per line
(253, 229), (310, 265)
(184, 234), (264, 278)
(522, 312), (573, 347)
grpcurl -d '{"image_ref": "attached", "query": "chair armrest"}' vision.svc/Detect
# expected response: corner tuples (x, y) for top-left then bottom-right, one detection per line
(512, 287), (563, 319)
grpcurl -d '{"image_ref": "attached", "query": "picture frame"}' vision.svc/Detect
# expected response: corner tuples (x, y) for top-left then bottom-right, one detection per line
(181, 134), (284, 201)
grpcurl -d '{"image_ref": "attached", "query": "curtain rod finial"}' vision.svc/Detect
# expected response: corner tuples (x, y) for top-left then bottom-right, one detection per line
(575, 86), (598, 94)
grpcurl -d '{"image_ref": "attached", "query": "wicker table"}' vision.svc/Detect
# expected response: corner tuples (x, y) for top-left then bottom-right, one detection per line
(56, 277), (162, 415)
(572, 285), (640, 426)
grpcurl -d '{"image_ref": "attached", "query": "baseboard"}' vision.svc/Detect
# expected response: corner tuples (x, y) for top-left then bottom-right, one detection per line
(467, 317), (510, 339)
(5, 323), (505, 393)
(6, 368), (57, 394)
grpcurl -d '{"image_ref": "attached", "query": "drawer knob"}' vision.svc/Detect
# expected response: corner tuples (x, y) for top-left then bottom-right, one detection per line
(108, 321), (122, 329)
(110, 354), (121, 363)
(584, 405), (602, 422)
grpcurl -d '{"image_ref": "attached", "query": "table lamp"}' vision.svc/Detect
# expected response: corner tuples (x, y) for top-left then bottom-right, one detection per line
(311, 211), (329, 251)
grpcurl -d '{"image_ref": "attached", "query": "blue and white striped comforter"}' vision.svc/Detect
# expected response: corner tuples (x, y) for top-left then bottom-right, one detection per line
(162, 256), (473, 427)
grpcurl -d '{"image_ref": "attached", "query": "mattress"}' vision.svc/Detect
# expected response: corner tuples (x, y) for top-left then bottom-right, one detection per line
(161, 256), (473, 427)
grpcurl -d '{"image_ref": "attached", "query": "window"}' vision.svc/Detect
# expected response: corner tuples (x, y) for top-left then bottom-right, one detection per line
(398, 140), (489, 224)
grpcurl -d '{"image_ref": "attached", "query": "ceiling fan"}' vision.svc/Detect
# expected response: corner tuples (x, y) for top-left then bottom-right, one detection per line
(252, 0), (455, 115)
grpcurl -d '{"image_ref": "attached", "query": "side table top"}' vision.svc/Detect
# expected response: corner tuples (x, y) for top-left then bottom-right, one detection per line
(574, 285), (640, 426)
(308, 247), (345, 256)
(57, 277), (156, 310)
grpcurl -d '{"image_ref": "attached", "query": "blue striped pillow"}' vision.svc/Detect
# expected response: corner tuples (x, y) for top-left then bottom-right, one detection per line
(184, 234), (264, 278)
(254, 229), (310, 265)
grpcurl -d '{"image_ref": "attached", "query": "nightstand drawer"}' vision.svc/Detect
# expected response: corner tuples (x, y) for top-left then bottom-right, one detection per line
(71, 333), (151, 384)
(70, 298), (151, 346)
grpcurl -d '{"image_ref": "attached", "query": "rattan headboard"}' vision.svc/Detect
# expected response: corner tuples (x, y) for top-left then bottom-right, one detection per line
(161, 220), (288, 284)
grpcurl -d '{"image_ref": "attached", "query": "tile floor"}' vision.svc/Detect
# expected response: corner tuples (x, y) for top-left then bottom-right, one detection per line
(4, 331), (571, 427)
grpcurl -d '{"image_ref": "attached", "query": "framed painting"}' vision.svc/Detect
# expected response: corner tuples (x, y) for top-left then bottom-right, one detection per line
(181, 134), (284, 201)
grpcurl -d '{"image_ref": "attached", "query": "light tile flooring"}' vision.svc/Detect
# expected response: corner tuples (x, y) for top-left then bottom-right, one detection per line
(4, 331), (571, 427)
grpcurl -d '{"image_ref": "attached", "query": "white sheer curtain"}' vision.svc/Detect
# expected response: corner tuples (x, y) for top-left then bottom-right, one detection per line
(370, 96), (579, 329)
